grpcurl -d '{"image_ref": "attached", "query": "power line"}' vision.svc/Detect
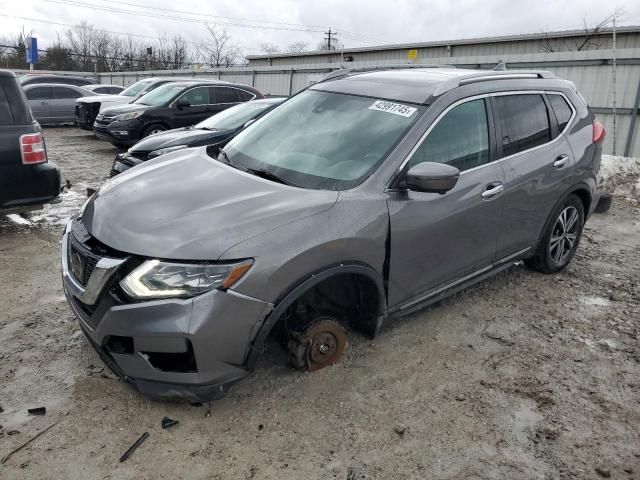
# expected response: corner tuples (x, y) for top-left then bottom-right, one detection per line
(0, 13), (263, 52)
(93, 0), (331, 31)
(28, 0), (388, 45)
(42, 0), (327, 33)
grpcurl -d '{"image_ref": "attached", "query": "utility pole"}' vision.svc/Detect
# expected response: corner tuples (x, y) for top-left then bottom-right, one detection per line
(612, 16), (617, 155)
(324, 28), (335, 51)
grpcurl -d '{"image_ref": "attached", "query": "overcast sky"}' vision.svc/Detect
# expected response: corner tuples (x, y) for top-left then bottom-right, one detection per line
(1, 0), (639, 55)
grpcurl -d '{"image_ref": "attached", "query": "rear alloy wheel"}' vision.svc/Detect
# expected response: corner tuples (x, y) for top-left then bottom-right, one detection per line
(288, 318), (346, 372)
(525, 194), (584, 273)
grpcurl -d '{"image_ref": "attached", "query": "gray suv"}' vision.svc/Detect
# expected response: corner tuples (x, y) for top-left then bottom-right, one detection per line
(61, 67), (604, 401)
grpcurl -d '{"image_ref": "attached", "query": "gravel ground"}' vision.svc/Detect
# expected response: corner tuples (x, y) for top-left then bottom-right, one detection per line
(1, 127), (639, 479)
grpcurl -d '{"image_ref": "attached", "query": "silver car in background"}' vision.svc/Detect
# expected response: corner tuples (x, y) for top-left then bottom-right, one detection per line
(23, 83), (96, 125)
(61, 66), (604, 402)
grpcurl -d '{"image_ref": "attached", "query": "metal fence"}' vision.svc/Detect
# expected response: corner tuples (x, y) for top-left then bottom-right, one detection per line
(13, 48), (640, 156)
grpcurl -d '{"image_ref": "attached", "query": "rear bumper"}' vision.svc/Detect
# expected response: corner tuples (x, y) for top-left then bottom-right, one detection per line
(60, 223), (273, 401)
(0, 161), (61, 211)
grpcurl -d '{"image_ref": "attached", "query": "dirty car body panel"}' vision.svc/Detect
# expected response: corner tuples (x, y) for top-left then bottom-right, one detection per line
(61, 67), (601, 400)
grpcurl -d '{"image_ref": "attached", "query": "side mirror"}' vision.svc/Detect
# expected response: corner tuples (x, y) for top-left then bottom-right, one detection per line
(405, 162), (460, 194)
(176, 100), (190, 109)
(243, 118), (256, 129)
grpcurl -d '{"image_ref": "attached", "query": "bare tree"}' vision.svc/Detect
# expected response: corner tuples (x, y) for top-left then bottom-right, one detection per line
(316, 39), (344, 51)
(260, 43), (280, 55)
(540, 9), (626, 52)
(201, 24), (243, 67)
(287, 41), (309, 53)
(168, 34), (191, 69)
(66, 22), (95, 70)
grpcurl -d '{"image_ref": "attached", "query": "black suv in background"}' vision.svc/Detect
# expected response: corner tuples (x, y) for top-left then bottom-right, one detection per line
(0, 70), (60, 213)
(75, 77), (200, 130)
(93, 81), (263, 147)
(110, 97), (285, 176)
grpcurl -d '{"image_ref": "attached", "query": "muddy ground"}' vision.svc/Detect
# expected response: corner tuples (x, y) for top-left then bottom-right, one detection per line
(1, 127), (639, 479)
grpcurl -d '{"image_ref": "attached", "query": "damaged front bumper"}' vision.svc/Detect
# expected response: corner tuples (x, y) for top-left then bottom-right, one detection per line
(60, 221), (273, 402)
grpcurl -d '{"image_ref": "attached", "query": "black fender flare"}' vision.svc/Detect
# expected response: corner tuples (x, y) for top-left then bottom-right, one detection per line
(244, 262), (387, 370)
(532, 182), (593, 249)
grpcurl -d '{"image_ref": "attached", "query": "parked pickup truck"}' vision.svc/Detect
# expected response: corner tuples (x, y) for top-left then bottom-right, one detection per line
(0, 70), (60, 214)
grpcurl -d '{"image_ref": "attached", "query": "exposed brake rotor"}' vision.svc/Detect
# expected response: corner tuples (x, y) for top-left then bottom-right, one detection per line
(288, 318), (346, 372)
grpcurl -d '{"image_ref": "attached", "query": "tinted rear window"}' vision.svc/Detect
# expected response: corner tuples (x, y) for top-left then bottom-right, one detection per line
(53, 86), (83, 99)
(26, 87), (51, 100)
(548, 94), (573, 132)
(494, 94), (551, 157)
(236, 89), (254, 102)
(0, 83), (14, 124)
(213, 87), (239, 103)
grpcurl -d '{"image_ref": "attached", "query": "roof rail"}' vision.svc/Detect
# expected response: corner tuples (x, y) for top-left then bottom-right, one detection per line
(319, 63), (454, 83)
(431, 70), (556, 97)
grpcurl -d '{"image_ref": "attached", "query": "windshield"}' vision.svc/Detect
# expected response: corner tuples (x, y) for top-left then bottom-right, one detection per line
(196, 101), (276, 130)
(121, 80), (152, 97)
(222, 90), (422, 190)
(134, 84), (185, 106)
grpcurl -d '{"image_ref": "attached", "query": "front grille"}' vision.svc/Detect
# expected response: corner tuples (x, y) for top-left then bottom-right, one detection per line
(69, 240), (102, 287)
(95, 114), (115, 127)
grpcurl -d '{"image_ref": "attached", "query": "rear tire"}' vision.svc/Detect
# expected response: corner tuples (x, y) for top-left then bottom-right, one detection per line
(525, 194), (584, 273)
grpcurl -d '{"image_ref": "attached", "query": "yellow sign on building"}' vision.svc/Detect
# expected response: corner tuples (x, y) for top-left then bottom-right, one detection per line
(407, 49), (418, 60)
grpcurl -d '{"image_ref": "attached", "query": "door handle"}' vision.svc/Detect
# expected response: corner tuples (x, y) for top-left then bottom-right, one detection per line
(481, 182), (504, 200)
(40, 101), (48, 105)
(553, 154), (569, 169)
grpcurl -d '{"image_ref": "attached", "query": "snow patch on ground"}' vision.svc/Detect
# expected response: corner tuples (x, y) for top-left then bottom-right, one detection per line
(28, 188), (85, 226)
(6, 214), (32, 225)
(579, 296), (610, 307)
(600, 155), (640, 195)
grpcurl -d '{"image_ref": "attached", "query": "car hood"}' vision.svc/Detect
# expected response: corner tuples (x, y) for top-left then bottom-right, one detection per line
(100, 103), (149, 115)
(77, 94), (128, 104)
(82, 147), (338, 260)
(130, 127), (233, 153)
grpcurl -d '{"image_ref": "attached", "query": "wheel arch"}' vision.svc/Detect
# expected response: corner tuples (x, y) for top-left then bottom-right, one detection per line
(533, 182), (592, 248)
(244, 262), (387, 370)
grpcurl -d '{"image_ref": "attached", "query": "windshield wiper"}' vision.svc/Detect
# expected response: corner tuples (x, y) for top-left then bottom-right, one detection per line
(245, 168), (296, 187)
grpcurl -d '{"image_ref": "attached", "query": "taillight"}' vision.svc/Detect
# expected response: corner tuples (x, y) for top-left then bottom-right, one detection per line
(20, 133), (48, 165)
(592, 120), (606, 145)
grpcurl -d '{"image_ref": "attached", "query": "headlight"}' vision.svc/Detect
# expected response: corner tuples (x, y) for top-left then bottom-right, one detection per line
(147, 145), (188, 159)
(114, 111), (143, 121)
(120, 259), (253, 300)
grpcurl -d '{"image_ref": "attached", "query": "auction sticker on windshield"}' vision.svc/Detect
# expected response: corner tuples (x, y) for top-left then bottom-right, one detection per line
(369, 100), (417, 117)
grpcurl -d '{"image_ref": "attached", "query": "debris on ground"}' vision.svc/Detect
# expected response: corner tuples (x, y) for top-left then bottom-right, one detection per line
(27, 407), (46, 416)
(394, 423), (407, 435)
(119, 432), (149, 463)
(1, 422), (58, 465)
(161, 417), (179, 429)
(595, 465), (612, 478)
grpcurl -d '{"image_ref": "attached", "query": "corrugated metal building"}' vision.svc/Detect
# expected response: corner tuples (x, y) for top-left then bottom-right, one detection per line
(247, 26), (640, 66)
(242, 27), (640, 157)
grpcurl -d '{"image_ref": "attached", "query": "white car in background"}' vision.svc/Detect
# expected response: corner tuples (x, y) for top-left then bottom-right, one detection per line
(74, 77), (195, 130)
